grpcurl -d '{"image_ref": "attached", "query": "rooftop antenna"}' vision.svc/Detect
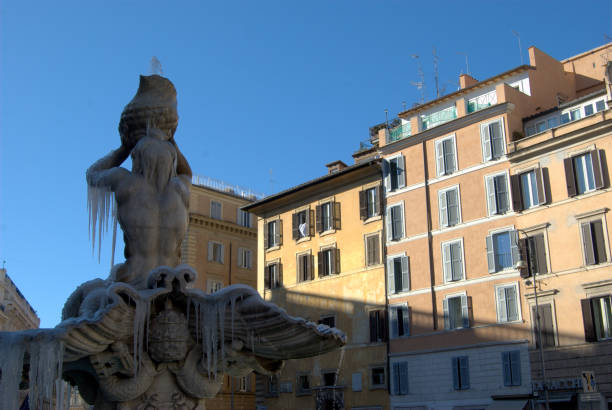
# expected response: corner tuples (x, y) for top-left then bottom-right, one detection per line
(268, 169), (276, 193)
(433, 47), (440, 98)
(401, 101), (407, 111)
(457, 52), (470, 76)
(150, 56), (163, 75)
(410, 55), (425, 104)
(384, 109), (389, 128)
(511, 31), (524, 65)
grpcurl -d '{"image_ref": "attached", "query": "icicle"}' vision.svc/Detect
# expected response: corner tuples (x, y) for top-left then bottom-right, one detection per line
(87, 185), (118, 263)
(219, 300), (226, 373)
(110, 198), (118, 269)
(0, 334), (26, 410)
(132, 297), (150, 375)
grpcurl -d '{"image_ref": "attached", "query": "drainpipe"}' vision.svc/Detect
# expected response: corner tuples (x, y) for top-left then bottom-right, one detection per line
(422, 141), (438, 329)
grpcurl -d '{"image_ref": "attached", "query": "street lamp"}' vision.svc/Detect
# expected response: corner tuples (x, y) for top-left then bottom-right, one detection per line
(515, 229), (550, 410)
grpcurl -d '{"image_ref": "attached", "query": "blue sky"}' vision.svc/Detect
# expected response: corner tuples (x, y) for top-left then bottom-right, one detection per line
(1, 1), (611, 327)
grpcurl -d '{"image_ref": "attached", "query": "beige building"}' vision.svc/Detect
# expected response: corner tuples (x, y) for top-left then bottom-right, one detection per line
(376, 43), (612, 409)
(182, 175), (261, 410)
(0, 268), (39, 331)
(244, 159), (388, 410)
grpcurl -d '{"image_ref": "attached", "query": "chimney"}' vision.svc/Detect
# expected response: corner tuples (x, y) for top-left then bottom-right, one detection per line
(325, 160), (348, 174)
(459, 74), (478, 89)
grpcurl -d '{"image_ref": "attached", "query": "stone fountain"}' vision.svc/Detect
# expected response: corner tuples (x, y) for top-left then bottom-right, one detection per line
(0, 75), (345, 409)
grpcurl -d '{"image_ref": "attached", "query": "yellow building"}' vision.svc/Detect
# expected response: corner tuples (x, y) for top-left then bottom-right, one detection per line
(376, 43), (612, 409)
(182, 175), (261, 410)
(0, 268), (39, 331)
(244, 159), (389, 410)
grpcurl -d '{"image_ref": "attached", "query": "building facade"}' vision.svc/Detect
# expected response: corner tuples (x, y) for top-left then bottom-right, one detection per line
(244, 159), (389, 410)
(0, 268), (39, 331)
(181, 175), (261, 410)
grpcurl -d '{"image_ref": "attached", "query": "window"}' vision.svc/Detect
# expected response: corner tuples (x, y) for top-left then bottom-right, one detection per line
(435, 135), (457, 176)
(296, 374), (311, 395)
(322, 371), (337, 386)
(206, 279), (223, 294)
(237, 209), (252, 228)
(587, 296), (612, 340)
(318, 315), (335, 328)
(439, 186), (461, 227)
(421, 106), (457, 130)
(211, 200), (222, 220)
(391, 361), (409, 395)
(519, 233), (548, 276)
(297, 252), (313, 282)
(360, 186), (381, 220)
(365, 234), (380, 266)
(351, 372), (362, 392)
(564, 150), (605, 196)
(501, 350), (521, 386)
(370, 366), (386, 389)
(531, 304), (556, 348)
(384, 156), (406, 192)
(389, 304), (410, 338)
(208, 241), (224, 263)
(318, 247), (339, 277)
(581, 219), (608, 265)
(442, 239), (464, 282)
(264, 262), (281, 290)
(386, 203), (404, 241)
(596, 99), (606, 112)
(264, 219), (282, 249)
(387, 255), (409, 294)
(481, 119), (505, 161)
(496, 283), (520, 323)
(238, 374), (250, 392)
(388, 121), (411, 143)
(238, 248), (252, 269)
(444, 294), (470, 329)
(369, 310), (387, 343)
(292, 209), (312, 240)
(451, 356), (470, 390)
(485, 172), (510, 215)
(561, 108), (581, 124)
(584, 103), (594, 116)
(316, 202), (340, 233)
(267, 376), (279, 397)
(486, 230), (519, 273)
(511, 168), (546, 211)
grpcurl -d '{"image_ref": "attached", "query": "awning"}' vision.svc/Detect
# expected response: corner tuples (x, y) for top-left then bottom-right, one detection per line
(487, 399), (528, 410)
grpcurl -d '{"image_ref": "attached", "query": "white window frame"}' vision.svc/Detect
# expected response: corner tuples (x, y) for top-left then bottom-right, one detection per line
(573, 152), (596, 194)
(577, 209), (610, 266)
(389, 303), (410, 339)
(485, 170), (512, 216)
(486, 226), (519, 273)
(438, 185), (462, 228)
(443, 291), (469, 330)
(265, 261), (281, 290)
(238, 247), (252, 269)
(383, 154), (406, 193)
(208, 241), (224, 264)
(495, 282), (522, 323)
(387, 252), (409, 294)
(210, 200), (222, 220)
(480, 117), (506, 162)
(591, 295), (612, 340)
(435, 134), (458, 176)
(518, 168), (540, 210)
(441, 238), (465, 283)
(365, 186), (379, 218)
(364, 232), (381, 267)
(386, 201), (405, 242)
(267, 219), (280, 248)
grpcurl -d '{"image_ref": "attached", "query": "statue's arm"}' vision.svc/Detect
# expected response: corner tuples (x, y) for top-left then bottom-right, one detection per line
(86, 146), (131, 190)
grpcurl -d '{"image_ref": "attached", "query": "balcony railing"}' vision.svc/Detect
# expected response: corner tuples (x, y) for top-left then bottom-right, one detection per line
(467, 90), (497, 113)
(192, 174), (265, 200)
(313, 386), (344, 410)
(420, 106), (457, 131)
(388, 122), (411, 143)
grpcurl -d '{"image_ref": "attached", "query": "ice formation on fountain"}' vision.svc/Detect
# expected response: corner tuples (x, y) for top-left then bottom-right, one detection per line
(0, 74), (346, 410)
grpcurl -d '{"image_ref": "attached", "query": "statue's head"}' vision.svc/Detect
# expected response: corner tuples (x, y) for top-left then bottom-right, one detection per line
(131, 136), (177, 191)
(119, 75), (178, 148)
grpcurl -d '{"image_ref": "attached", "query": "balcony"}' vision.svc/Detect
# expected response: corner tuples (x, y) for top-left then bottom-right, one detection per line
(420, 106), (457, 131)
(467, 90), (497, 113)
(313, 385), (345, 410)
(388, 122), (411, 143)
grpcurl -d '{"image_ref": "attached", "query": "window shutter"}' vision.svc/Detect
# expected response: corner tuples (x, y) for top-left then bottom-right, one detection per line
(534, 234), (548, 274)
(369, 311), (377, 342)
(309, 254), (314, 280)
(399, 362), (408, 394)
(486, 235), (495, 273)
(397, 156), (406, 189)
(277, 220), (283, 245)
(481, 123), (492, 161)
(581, 222), (595, 265)
(377, 186), (384, 216)
(485, 176), (497, 215)
(535, 167), (546, 204)
(392, 206), (404, 240)
(308, 209), (314, 236)
(497, 286), (507, 322)
(333, 202), (341, 229)
(386, 207), (393, 241)
(518, 238), (529, 278)
(207, 242), (213, 261)
(401, 256), (409, 292)
(510, 230), (520, 267)
(387, 258), (396, 294)
(264, 265), (271, 289)
(263, 223), (269, 249)
(333, 248), (339, 274)
(435, 140), (444, 176)
(382, 310), (388, 341)
(392, 362), (400, 395)
(439, 190), (448, 228)
(451, 242), (463, 280)
(220, 244), (225, 264)
(510, 351), (521, 385)
(445, 138), (456, 174)
(564, 157), (577, 197)
(298, 255), (305, 281)
(447, 189), (459, 226)
(506, 286), (518, 321)
(402, 306), (411, 336)
(315, 205), (323, 233)
(452, 358), (460, 390)
(443, 298), (449, 329)
(359, 191), (367, 220)
(490, 121), (504, 159)
(592, 220), (606, 264)
(461, 295), (470, 328)
(591, 150), (604, 189)
(278, 263), (283, 286)
(389, 307), (398, 339)
(238, 248), (243, 267)
(317, 251), (324, 277)
(581, 298), (597, 342)
(292, 213), (299, 240)
(496, 174), (509, 213)
(383, 160), (391, 192)
(373, 235), (380, 265)
(510, 174), (523, 211)
(502, 352), (511, 386)
(540, 304), (555, 347)
(443, 243), (452, 282)
(460, 357), (470, 389)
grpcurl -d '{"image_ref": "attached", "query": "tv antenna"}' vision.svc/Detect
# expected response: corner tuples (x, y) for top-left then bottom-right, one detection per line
(384, 109), (389, 128)
(511, 31), (524, 65)
(457, 52), (470, 76)
(410, 55), (425, 104)
(402, 101), (407, 111)
(433, 47), (441, 98)
(268, 169), (276, 193)
(150, 56), (163, 75)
